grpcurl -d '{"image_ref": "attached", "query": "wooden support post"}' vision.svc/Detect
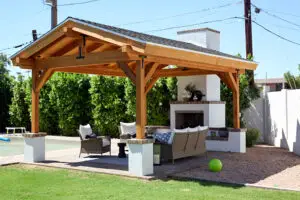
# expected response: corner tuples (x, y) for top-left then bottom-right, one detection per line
(31, 68), (39, 133)
(136, 60), (146, 139)
(233, 71), (240, 128)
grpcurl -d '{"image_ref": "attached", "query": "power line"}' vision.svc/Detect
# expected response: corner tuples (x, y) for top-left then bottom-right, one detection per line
(57, 0), (103, 6)
(145, 15), (300, 47)
(144, 17), (238, 33)
(252, 20), (300, 46)
(251, 3), (300, 28)
(119, 1), (242, 27)
(263, 8), (300, 19)
(0, 41), (32, 53)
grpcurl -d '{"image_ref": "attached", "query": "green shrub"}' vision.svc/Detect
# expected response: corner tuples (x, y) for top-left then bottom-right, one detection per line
(246, 128), (260, 147)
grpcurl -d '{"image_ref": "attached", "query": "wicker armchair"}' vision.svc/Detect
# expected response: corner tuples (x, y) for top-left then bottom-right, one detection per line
(78, 130), (111, 157)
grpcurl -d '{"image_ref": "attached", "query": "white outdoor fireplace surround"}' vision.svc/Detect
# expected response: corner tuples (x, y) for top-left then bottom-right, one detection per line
(170, 101), (226, 130)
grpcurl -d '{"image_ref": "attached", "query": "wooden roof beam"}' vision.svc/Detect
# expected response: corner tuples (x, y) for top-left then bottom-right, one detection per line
(145, 56), (239, 73)
(35, 50), (139, 70)
(13, 57), (34, 69)
(144, 43), (257, 71)
(55, 66), (126, 77)
(156, 68), (216, 77)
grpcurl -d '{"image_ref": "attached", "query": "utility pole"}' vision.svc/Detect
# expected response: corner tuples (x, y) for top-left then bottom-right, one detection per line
(51, 0), (58, 29)
(244, 0), (254, 86)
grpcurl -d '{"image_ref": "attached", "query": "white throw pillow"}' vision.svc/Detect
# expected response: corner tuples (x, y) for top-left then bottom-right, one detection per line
(120, 122), (136, 135)
(102, 138), (110, 147)
(79, 124), (92, 139)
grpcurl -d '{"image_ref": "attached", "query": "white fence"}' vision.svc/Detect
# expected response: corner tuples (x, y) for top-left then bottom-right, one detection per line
(243, 87), (300, 155)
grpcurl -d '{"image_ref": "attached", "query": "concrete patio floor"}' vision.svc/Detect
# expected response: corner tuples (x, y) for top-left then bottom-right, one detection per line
(1, 137), (300, 191)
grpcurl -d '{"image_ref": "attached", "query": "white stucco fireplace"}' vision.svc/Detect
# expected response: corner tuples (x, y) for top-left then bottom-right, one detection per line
(170, 101), (226, 130)
(170, 27), (246, 153)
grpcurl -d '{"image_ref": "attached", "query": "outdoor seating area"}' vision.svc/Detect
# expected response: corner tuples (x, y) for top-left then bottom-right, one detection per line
(2, 137), (298, 191)
(2, 1), (300, 199)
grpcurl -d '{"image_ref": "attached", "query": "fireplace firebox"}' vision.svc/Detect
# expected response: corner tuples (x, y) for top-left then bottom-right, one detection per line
(175, 111), (204, 129)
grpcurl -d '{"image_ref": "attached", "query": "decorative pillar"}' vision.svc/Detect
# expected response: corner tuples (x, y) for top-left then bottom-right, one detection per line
(31, 68), (40, 133)
(127, 59), (153, 177)
(128, 139), (154, 176)
(24, 67), (46, 163)
(233, 71), (240, 128)
(135, 60), (146, 139)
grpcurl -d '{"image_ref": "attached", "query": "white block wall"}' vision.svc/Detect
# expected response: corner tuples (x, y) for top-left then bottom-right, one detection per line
(243, 89), (300, 155)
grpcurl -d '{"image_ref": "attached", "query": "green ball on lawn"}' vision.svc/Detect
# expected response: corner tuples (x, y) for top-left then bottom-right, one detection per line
(209, 159), (223, 172)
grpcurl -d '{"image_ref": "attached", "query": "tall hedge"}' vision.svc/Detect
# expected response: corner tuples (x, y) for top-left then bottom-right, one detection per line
(90, 76), (129, 136)
(9, 74), (31, 129)
(48, 73), (91, 136)
(0, 54), (13, 132)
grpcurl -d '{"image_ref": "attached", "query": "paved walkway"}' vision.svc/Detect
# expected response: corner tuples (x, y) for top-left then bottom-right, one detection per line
(1, 137), (300, 191)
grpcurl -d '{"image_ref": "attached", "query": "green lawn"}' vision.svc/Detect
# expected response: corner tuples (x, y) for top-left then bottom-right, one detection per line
(0, 165), (299, 200)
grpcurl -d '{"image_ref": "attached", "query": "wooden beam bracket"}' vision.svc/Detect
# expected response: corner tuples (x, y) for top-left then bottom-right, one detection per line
(117, 61), (136, 84)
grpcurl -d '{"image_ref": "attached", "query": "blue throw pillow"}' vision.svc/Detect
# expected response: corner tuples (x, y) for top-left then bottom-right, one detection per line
(155, 132), (172, 144)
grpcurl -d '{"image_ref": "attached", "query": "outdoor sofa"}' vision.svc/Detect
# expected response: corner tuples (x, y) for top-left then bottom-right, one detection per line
(154, 127), (208, 163)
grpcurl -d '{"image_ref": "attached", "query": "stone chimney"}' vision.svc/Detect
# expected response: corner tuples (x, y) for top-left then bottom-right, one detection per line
(176, 28), (221, 101)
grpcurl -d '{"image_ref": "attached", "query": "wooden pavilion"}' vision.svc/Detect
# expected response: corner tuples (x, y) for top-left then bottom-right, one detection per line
(11, 17), (258, 139)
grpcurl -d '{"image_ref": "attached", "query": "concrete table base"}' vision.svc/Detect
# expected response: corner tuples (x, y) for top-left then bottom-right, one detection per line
(127, 139), (154, 176)
(23, 133), (47, 162)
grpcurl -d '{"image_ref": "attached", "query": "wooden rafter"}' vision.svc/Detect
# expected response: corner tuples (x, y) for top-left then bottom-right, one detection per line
(70, 24), (146, 52)
(36, 37), (74, 58)
(51, 40), (79, 57)
(90, 43), (113, 53)
(20, 25), (71, 59)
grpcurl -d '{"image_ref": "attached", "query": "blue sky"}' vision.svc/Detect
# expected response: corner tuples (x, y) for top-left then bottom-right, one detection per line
(0, 0), (299, 78)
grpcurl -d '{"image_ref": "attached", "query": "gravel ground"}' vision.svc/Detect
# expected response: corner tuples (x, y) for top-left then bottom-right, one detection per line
(172, 145), (300, 191)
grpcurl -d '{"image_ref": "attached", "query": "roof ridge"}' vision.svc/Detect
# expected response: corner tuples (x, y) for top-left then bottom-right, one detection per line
(68, 16), (245, 61)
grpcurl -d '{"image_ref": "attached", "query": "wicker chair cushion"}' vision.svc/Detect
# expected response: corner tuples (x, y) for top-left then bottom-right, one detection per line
(79, 124), (92, 139)
(120, 122), (136, 135)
